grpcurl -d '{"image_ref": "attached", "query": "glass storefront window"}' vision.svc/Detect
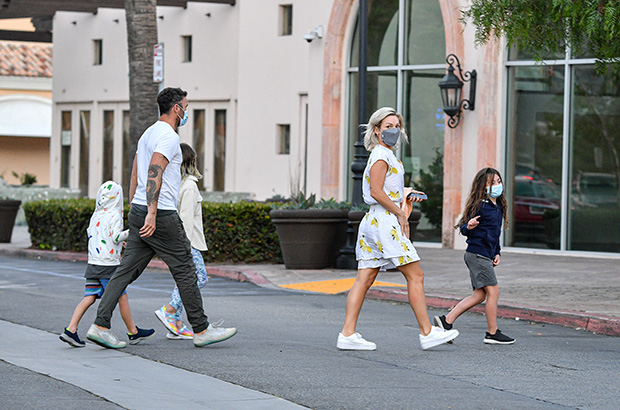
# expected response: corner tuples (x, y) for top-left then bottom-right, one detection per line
(505, 65), (565, 249)
(347, 1), (446, 242)
(568, 66), (620, 252)
(402, 69), (445, 241)
(346, 71), (397, 199)
(404, 0), (445, 65)
(350, 0), (399, 67)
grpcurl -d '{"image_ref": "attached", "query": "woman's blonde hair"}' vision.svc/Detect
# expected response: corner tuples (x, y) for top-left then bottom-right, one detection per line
(362, 107), (408, 151)
(180, 142), (202, 180)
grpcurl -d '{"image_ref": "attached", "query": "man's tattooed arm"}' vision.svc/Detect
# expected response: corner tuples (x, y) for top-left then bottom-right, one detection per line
(146, 164), (163, 207)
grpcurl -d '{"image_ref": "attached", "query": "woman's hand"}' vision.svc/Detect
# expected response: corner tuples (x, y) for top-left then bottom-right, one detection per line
(397, 210), (410, 238)
(407, 189), (426, 203)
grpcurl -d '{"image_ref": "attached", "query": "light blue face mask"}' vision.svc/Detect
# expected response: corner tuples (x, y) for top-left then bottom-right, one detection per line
(486, 183), (503, 198)
(176, 104), (189, 127)
(381, 128), (401, 147)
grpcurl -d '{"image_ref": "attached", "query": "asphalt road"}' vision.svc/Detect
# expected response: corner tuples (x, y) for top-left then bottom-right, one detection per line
(0, 255), (618, 409)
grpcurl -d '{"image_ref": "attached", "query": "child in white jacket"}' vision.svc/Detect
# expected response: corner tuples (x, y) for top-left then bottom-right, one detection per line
(155, 143), (209, 340)
(59, 181), (154, 347)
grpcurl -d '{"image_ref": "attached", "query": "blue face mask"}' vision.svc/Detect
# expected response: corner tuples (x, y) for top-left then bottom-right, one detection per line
(176, 104), (189, 127)
(381, 128), (401, 147)
(486, 183), (503, 198)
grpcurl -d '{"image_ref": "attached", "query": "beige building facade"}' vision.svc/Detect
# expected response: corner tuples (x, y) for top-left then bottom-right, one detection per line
(48, 1), (620, 255)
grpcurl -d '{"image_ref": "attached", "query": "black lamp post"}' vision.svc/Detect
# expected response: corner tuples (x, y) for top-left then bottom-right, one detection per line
(438, 54), (476, 128)
(336, 0), (368, 269)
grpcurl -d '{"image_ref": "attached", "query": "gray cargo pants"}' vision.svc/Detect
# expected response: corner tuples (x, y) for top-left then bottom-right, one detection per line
(94, 205), (209, 334)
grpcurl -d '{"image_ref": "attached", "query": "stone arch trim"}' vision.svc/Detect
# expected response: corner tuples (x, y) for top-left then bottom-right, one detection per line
(438, 0), (465, 248)
(320, 0), (354, 200)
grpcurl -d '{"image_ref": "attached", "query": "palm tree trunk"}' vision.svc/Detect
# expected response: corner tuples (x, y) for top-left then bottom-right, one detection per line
(124, 0), (158, 193)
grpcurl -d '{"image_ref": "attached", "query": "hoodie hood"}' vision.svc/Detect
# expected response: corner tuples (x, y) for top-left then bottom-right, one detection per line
(96, 181), (124, 213)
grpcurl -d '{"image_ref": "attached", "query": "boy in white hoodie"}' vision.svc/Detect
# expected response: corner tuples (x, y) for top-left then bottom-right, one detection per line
(59, 181), (154, 347)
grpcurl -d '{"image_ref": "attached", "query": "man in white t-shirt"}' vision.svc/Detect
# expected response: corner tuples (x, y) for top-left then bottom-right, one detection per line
(87, 87), (237, 349)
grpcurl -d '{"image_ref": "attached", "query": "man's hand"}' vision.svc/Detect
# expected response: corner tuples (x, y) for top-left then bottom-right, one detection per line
(140, 213), (157, 238)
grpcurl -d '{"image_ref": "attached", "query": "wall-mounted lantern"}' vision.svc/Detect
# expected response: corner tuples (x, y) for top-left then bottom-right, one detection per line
(438, 54), (476, 128)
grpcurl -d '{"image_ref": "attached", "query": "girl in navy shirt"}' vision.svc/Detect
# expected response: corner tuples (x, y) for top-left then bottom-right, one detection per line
(434, 167), (515, 345)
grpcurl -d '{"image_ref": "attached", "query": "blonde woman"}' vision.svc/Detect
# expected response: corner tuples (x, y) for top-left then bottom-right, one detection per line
(337, 107), (459, 350)
(155, 143), (209, 340)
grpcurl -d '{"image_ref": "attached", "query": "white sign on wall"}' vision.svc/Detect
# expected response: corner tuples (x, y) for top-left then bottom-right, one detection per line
(153, 43), (164, 83)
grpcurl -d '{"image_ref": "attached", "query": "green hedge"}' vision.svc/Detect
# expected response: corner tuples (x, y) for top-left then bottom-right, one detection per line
(23, 199), (282, 263)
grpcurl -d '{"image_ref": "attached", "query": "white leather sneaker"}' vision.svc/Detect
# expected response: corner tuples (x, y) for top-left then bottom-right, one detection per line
(337, 332), (377, 350)
(86, 324), (127, 349)
(193, 323), (237, 347)
(419, 326), (459, 350)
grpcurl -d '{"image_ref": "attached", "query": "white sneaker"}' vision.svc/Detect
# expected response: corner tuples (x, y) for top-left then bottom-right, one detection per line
(86, 324), (127, 349)
(193, 323), (237, 347)
(337, 332), (377, 350)
(419, 326), (459, 350)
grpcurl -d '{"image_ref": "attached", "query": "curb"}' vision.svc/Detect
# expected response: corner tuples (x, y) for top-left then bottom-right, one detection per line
(365, 287), (620, 337)
(2, 247), (619, 337)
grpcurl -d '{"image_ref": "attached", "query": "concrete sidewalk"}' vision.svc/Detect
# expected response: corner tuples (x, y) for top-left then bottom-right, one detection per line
(2, 225), (619, 336)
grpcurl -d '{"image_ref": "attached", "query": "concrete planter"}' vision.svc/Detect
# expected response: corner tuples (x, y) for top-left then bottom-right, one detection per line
(269, 208), (349, 269)
(0, 199), (22, 243)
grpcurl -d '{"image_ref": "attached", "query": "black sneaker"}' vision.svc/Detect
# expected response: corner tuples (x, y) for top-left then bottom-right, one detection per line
(59, 328), (85, 348)
(484, 329), (515, 345)
(433, 315), (453, 330)
(127, 327), (155, 345)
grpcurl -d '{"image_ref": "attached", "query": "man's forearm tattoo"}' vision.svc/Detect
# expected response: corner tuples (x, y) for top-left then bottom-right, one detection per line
(146, 164), (163, 206)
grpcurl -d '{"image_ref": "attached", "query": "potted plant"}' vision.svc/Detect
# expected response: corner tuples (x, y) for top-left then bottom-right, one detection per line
(269, 193), (349, 269)
(0, 197), (22, 243)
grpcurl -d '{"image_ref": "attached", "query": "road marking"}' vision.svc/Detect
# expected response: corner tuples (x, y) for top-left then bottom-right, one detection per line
(279, 278), (405, 294)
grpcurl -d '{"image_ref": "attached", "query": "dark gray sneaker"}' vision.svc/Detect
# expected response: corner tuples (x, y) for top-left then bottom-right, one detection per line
(59, 328), (85, 348)
(484, 329), (515, 345)
(127, 327), (155, 345)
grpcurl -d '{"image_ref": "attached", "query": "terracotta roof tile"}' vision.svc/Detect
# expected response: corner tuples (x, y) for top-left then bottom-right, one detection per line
(0, 42), (52, 78)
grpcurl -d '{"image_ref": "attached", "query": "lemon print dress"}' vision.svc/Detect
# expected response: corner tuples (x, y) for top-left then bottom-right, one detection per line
(356, 145), (420, 270)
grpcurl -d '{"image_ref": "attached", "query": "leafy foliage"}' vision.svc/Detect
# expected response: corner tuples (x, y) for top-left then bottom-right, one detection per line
(462, 0), (620, 72)
(274, 192), (349, 210)
(11, 171), (37, 186)
(23, 199), (282, 263)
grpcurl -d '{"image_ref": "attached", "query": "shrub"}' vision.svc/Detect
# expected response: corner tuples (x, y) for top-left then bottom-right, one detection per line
(23, 198), (95, 251)
(202, 201), (282, 263)
(23, 199), (282, 263)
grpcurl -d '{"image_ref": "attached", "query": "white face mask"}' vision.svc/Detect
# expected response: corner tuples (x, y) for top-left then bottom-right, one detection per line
(176, 104), (189, 127)
(486, 183), (503, 198)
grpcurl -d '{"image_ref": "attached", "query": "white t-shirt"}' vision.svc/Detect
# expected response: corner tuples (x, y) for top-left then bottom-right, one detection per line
(362, 144), (405, 205)
(132, 121), (182, 211)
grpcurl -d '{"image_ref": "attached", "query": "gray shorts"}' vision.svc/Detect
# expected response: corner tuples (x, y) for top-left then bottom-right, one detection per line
(464, 252), (498, 290)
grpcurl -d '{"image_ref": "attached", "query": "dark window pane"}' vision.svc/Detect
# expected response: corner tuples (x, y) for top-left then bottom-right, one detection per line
(60, 111), (72, 188)
(79, 111), (90, 197)
(192, 109), (205, 190)
(505, 66), (564, 249)
(213, 110), (226, 192)
(569, 66), (620, 252)
(405, 0), (445, 65)
(402, 69), (445, 242)
(102, 110), (114, 182)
